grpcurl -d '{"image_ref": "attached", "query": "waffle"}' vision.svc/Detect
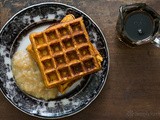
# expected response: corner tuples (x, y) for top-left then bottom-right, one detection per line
(29, 17), (103, 88)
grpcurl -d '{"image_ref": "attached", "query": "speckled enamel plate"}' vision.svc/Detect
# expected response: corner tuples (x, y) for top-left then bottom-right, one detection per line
(0, 2), (109, 119)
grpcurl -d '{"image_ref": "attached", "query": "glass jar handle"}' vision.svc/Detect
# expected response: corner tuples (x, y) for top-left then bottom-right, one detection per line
(152, 22), (160, 47)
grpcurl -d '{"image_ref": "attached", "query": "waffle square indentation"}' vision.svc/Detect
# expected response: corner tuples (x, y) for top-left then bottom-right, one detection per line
(62, 38), (74, 49)
(71, 22), (82, 33)
(66, 50), (79, 61)
(54, 54), (66, 67)
(70, 63), (83, 75)
(34, 34), (46, 46)
(46, 30), (58, 41)
(46, 71), (59, 83)
(79, 46), (91, 56)
(50, 42), (62, 54)
(74, 34), (87, 44)
(38, 46), (50, 58)
(42, 59), (54, 70)
(58, 67), (71, 79)
(58, 27), (70, 37)
(83, 58), (95, 71)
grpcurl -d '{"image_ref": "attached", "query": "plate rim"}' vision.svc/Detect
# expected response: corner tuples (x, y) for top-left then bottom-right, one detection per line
(0, 2), (110, 119)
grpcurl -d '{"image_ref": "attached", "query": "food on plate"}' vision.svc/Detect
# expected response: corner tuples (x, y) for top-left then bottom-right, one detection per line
(29, 16), (103, 89)
(12, 14), (103, 99)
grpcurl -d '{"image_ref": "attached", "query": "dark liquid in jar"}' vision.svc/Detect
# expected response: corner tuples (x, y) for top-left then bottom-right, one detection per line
(124, 12), (154, 42)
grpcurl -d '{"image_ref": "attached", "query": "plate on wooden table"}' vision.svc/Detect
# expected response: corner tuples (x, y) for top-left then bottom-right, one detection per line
(0, 2), (109, 119)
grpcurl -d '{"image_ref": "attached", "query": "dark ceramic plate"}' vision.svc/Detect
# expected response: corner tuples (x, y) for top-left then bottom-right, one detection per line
(0, 2), (109, 119)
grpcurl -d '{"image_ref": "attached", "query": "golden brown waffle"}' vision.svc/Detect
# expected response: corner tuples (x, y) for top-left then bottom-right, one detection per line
(29, 17), (103, 88)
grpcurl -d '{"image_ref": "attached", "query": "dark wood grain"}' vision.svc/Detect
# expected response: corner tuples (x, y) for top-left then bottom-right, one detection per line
(1, 0), (160, 120)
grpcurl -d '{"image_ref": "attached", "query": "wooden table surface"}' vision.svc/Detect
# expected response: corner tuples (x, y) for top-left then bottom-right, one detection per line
(0, 0), (160, 120)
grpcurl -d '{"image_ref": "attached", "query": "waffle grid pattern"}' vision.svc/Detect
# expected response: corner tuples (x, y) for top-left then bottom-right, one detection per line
(30, 17), (100, 87)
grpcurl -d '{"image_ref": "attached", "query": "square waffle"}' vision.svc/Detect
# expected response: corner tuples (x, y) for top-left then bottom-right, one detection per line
(29, 17), (102, 88)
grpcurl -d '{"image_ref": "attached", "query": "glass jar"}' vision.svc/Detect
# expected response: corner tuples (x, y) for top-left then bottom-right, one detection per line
(116, 3), (160, 47)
